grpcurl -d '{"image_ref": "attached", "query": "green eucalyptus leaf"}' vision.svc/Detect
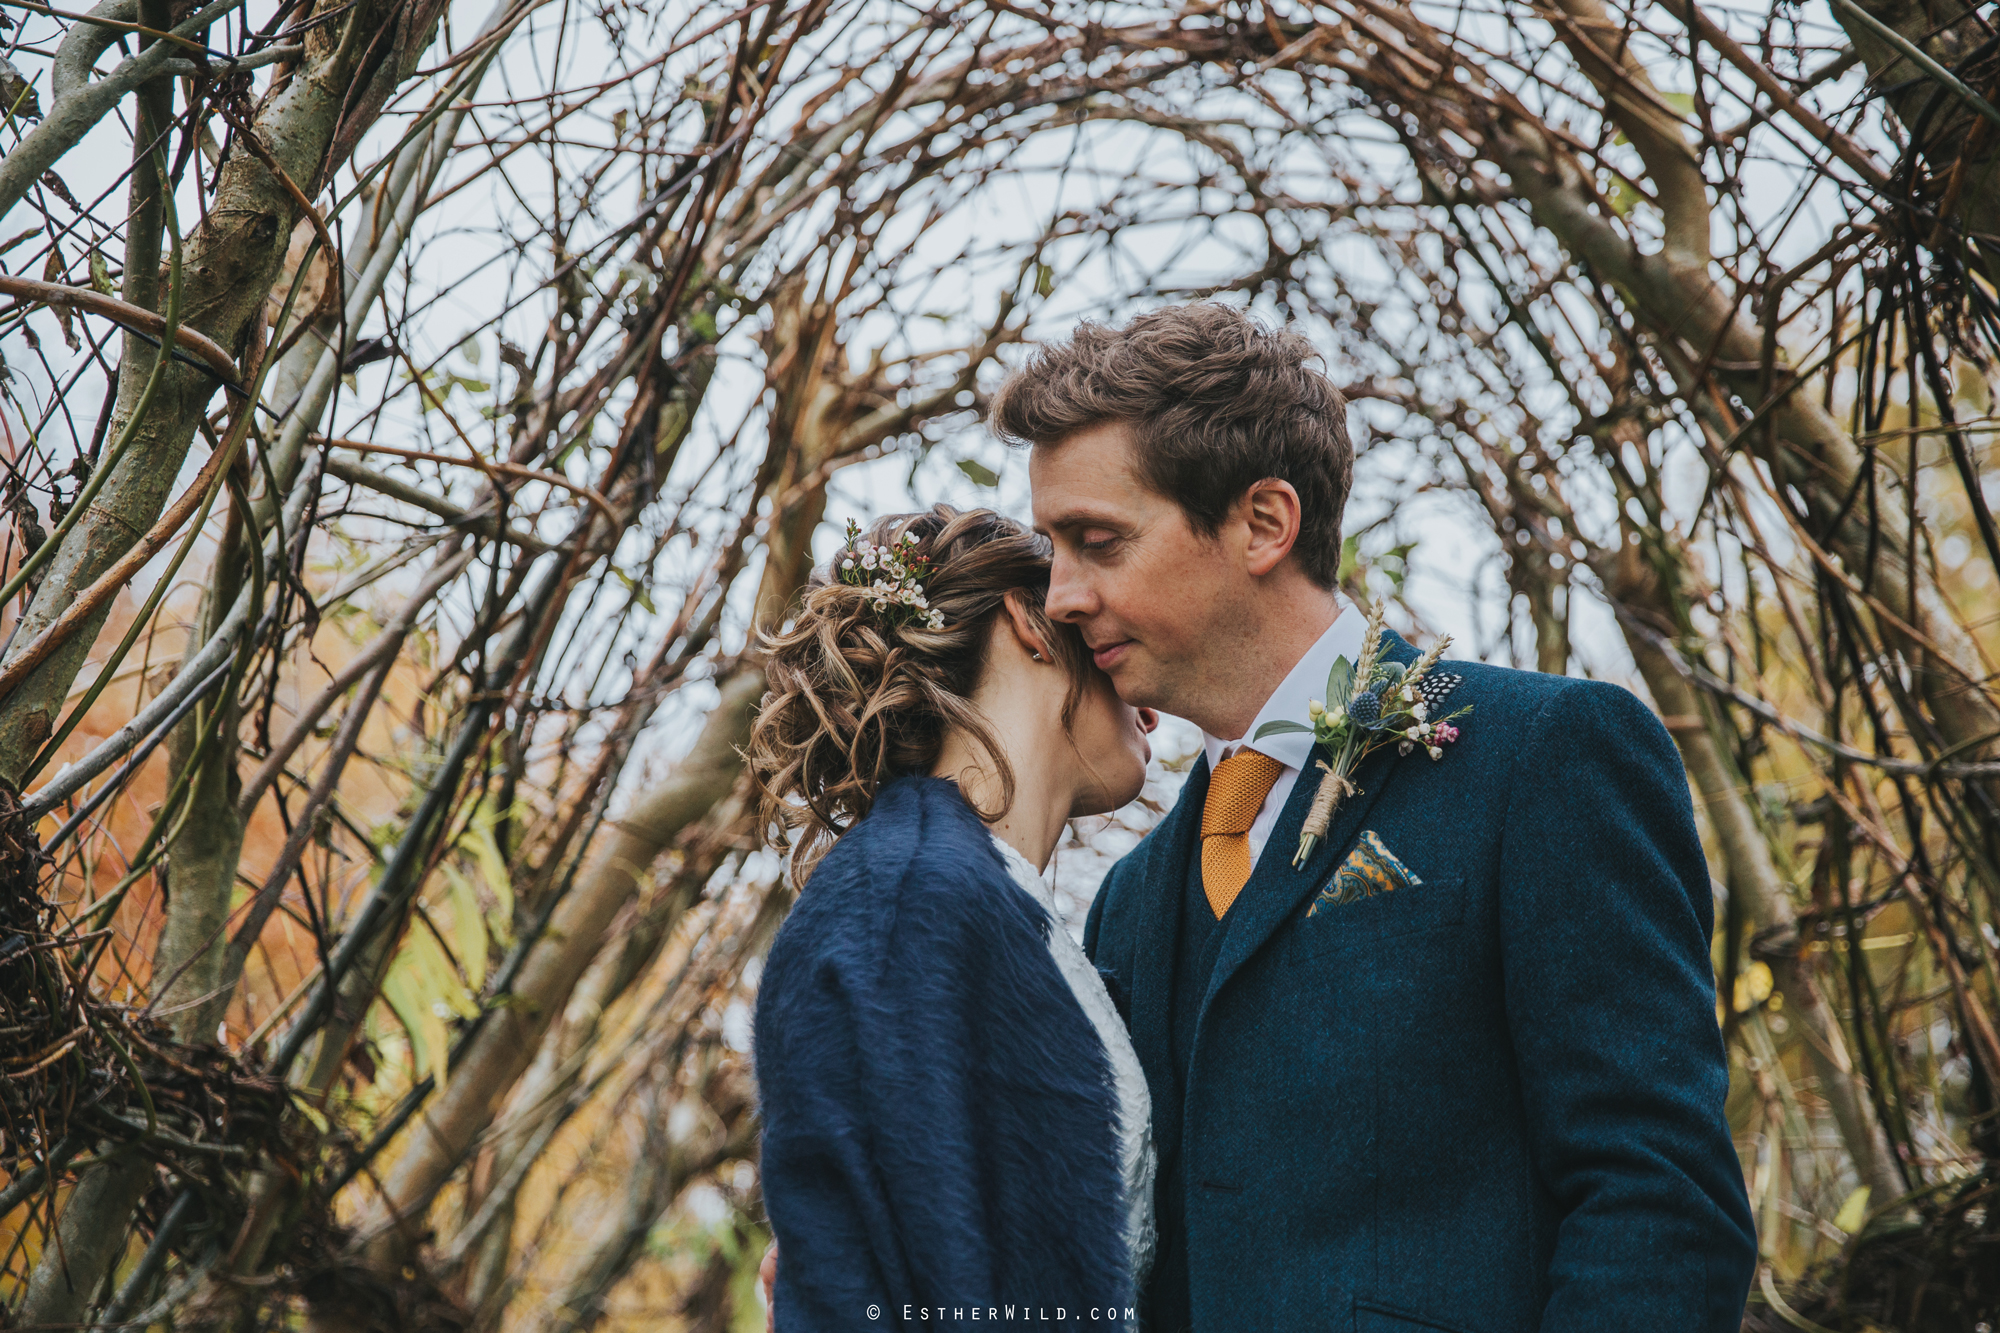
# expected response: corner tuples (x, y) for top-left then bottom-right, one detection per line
(1252, 719), (1313, 740)
(1326, 655), (1355, 707)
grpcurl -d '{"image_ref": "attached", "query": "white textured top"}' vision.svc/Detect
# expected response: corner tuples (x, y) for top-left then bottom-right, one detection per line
(990, 833), (1157, 1298)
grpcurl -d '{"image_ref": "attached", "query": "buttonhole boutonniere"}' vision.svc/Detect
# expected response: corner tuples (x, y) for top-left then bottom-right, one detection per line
(1252, 601), (1474, 868)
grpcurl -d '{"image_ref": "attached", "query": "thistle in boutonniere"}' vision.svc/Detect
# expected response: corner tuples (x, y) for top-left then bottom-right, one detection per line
(1252, 602), (1474, 868)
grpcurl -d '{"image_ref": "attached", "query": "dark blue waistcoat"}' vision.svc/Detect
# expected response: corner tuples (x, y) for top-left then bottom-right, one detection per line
(1084, 632), (1756, 1333)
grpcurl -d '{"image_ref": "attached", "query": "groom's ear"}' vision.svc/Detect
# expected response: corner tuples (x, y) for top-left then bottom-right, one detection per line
(1239, 478), (1304, 578)
(999, 589), (1052, 661)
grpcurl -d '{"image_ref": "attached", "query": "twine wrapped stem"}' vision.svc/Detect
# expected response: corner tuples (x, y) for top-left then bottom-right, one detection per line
(1292, 758), (1358, 868)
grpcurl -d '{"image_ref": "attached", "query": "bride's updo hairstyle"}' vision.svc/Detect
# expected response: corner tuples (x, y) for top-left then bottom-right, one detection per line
(749, 504), (1092, 884)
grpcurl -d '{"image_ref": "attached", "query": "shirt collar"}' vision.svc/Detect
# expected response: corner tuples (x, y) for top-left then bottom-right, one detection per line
(1202, 597), (1366, 774)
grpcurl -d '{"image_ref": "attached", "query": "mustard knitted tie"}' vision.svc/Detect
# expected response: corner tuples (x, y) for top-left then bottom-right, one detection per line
(1201, 749), (1286, 919)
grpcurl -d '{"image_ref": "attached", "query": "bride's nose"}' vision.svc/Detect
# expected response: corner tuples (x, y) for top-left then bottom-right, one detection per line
(1137, 708), (1159, 734)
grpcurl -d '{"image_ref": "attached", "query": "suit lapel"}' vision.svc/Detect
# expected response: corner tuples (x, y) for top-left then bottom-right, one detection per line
(1199, 628), (1422, 1015)
(1127, 752), (1206, 1148)
(1198, 742), (1395, 1014)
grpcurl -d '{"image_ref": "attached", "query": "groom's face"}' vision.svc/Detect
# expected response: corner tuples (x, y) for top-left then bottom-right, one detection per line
(1030, 422), (1238, 719)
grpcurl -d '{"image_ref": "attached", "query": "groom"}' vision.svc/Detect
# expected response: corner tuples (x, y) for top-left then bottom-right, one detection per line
(991, 304), (1756, 1332)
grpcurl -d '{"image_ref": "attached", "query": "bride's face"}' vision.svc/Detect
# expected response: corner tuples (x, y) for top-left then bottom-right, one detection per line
(1066, 666), (1159, 818)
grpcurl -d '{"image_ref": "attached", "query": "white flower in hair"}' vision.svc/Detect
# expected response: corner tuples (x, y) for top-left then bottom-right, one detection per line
(839, 518), (942, 631)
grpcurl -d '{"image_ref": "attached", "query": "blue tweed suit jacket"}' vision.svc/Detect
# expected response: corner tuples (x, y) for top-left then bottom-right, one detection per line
(1083, 632), (1757, 1332)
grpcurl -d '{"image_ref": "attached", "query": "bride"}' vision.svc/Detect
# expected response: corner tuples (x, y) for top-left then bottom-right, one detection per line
(748, 504), (1158, 1329)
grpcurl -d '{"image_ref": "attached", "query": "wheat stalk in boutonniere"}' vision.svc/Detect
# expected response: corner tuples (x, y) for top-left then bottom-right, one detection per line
(1252, 602), (1475, 868)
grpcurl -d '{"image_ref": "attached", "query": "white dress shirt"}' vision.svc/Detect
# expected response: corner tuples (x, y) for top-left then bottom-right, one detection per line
(1200, 599), (1366, 870)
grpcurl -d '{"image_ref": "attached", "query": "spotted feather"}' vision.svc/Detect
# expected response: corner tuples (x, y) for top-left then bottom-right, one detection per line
(1415, 672), (1462, 710)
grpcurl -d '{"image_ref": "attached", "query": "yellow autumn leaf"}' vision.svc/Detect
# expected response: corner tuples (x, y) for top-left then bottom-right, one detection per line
(1732, 961), (1773, 1013)
(1833, 1186), (1871, 1234)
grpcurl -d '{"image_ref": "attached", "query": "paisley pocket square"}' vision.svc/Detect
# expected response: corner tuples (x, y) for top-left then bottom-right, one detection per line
(1308, 829), (1422, 915)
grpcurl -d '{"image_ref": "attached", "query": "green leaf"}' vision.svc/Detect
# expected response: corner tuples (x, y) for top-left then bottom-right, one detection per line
(956, 458), (999, 487)
(379, 967), (434, 1088)
(1336, 534), (1361, 583)
(445, 865), (488, 993)
(88, 247), (112, 295)
(293, 1100), (330, 1135)
(380, 911), (479, 1091)
(1606, 173), (1642, 218)
(1034, 263), (1054, 298)
(611, 566), (656, 614)
(1326, 655), (1355, 708)
(468, 812), (515, 945)
(1252, 719), (1313, 740)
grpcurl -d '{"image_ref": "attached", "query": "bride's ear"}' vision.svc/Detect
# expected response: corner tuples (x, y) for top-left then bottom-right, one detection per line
(999, 589), (1052, 663)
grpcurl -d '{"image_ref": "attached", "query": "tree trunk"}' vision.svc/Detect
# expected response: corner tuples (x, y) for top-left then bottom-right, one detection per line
(1608, 540), (1908, 1210)
(0, 0), (449, 787)
(318, 668), (764, 1300)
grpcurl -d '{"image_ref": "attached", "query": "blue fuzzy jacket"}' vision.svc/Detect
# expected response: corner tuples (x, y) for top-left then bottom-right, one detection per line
(755, 777), (1133, 1331)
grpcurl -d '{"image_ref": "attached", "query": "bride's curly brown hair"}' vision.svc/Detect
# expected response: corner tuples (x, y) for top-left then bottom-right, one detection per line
(748, 504), (1092, 885)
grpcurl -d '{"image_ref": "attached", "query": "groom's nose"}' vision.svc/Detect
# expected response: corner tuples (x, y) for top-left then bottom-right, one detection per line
(1045, 551), (1094, 623)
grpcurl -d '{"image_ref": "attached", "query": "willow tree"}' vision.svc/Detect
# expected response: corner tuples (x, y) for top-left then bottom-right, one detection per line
(0, 0), (1242, 1327)
(1219, 0), (2000, 1322)
(4, 0), (1998, 1327)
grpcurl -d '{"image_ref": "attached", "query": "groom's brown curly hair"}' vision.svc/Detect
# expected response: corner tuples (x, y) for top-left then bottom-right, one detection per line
(989, 302), (1353, 587)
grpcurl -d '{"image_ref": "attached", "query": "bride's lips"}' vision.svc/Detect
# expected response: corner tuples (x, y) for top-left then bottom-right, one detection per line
(1091, 640), (1131, 671)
